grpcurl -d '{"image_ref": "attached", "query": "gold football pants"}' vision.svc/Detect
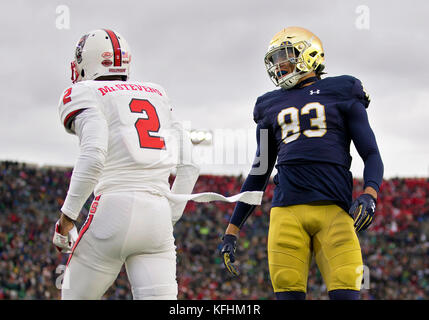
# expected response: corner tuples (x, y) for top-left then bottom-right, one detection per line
(268, 203), (363, 293)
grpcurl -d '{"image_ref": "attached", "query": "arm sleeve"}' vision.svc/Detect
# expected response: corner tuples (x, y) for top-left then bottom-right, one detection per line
(61, 108), (108, 220)
(169, 121), (200, 225)
(229, 124), (278, 228)
(347, 102), (384, 192)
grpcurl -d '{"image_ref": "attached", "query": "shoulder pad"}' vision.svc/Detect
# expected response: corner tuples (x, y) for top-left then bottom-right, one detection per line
(253, 96), (263, 123)
(336, 75), (370, 108)
(58, 82), (98, 134)
(253, 89), (282, 123)
(324, 75), (370, 108)
(128, 81), (168, 99)
(351, 77), (371, 108)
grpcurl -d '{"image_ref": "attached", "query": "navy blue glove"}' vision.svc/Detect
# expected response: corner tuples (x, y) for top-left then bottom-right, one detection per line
(349, 193), (377, 232)
(220, 234), (239, 276)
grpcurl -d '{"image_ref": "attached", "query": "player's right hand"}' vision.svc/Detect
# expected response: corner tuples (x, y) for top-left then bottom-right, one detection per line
(52, 219), (78, 254)
(220, 234), (239, 276)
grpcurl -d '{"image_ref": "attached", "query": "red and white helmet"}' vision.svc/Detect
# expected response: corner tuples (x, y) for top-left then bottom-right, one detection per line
(71, 29), (131, 83)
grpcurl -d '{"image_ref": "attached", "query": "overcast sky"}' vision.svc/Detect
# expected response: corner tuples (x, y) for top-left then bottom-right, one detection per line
(0, 0), (428, 178)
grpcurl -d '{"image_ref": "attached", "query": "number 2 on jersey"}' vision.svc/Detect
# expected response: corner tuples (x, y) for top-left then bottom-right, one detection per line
(129, 99), (166, 150)
(63, 88), (72, 105)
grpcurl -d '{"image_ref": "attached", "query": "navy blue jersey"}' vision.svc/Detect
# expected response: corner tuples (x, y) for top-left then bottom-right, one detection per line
(229, 75), (383, 228)
(254, 75), (369, 169)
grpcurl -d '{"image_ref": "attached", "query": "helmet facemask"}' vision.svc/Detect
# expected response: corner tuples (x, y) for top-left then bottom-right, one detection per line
(265, 40), (313, 89)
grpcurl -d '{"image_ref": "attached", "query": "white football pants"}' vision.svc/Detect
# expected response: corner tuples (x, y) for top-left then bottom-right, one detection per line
(61, 191), (177, 300)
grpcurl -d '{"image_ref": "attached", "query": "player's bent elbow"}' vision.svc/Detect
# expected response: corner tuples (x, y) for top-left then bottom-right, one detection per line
(176, 162), (200, 177)
(80, 147), (107, 172)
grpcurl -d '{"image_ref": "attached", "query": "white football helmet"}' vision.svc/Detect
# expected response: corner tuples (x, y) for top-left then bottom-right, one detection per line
(71, 29), (131, 83)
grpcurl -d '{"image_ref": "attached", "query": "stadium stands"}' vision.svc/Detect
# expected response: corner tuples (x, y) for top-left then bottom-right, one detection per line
(0, 161), (428, 299)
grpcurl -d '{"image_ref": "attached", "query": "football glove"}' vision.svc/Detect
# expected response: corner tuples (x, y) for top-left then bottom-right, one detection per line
(349, 193), (377, 233)
(52, 219), (78, 253)
(220, 234), (239, 276)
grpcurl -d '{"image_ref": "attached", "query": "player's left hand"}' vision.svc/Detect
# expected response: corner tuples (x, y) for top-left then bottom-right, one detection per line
(52, 215), (78, 253)
(220, 234), (239, 276)
(349, 193), (377, 232)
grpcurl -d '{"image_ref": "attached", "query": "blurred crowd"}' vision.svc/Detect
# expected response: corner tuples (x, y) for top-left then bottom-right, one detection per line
(0, 161), (428, 300)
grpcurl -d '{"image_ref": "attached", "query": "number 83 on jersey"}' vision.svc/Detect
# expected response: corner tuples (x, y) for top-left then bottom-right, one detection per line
(277, 102), (327, 144)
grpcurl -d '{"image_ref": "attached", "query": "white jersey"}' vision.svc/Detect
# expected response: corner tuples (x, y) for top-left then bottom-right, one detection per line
(59, 80), (179, 196)
(58, 80), (262, 222)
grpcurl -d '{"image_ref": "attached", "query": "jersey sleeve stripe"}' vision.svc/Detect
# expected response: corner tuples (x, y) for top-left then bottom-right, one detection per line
(63, 108), (86, 130)
(103, 29), (122, 67)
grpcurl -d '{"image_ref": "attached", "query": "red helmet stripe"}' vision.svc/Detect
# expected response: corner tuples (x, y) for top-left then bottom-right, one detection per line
(104, 29), (122, 67)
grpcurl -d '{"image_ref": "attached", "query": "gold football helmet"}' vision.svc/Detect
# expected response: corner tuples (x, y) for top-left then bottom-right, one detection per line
(264, 27), (325, 89)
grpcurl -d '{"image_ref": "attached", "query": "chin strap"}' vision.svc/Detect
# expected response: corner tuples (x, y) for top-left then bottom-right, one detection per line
(294, 76), (319, 89)
(71, 61), (79, 84)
